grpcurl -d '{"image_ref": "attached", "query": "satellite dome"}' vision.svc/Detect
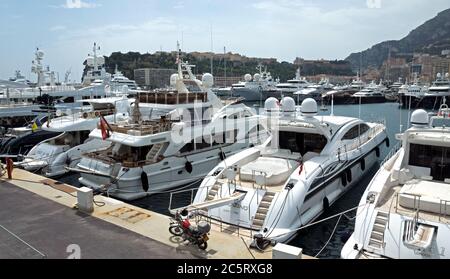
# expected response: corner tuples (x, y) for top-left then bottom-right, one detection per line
(446, 73), (449, 78)
(97, 56), (105, 65)
(437, 73), (442, 78)
(265, 97), (280, 112)
(36, 50), (44, 58)
(202, 73), (214, 88)
(301, 98), (318, 116)
(244, 74), (252, 82)
(281, 97), (296, 112)
(170, 74), (178, 87)
(410, 109), (429, 126)
(254, 73), (261, 82)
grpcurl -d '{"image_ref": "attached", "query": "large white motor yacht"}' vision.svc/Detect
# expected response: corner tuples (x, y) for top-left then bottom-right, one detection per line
(73, 57), (269, 201)
(342, 105), (450, 259)
(18, 97), (132, 177)
(275, 68), (310, 96)
(179, 97), (388, 247)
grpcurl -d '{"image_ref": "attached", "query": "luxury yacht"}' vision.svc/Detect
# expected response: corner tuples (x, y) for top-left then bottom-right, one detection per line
(17, 97), (131, 177)
(352, 81), (387, 104)
(413, 73), (449, 110)
(177, 97), (388, 247)
(275, 68), (310, 96)
(231, 65), (278, 101)
(73, 57), (269, 201)
(81, 43), (111, 86)
(342, 105), (450, 259)
(110, 67), (140, 92)
(400, 83), (429, 109)
(0, 47), (111, 128)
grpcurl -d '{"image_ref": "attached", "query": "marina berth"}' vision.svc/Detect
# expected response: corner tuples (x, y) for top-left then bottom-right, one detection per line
(177, 97), (388, 247)
(342, 105), (450, 259)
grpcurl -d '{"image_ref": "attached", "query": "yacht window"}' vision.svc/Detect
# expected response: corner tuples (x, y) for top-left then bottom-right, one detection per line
(409, 144), (450, 181)
(180, 140), (195, 154)
(278, 131), (327, 156)
(343, 124), (370, 140)
(130, 146), (153, 162)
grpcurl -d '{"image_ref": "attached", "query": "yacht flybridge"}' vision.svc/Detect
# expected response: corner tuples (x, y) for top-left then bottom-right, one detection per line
(73, 56), (269, 201)
(18, 97), (132, 177)
(179, 97), (388, 246)
(342, 105), (450, 259)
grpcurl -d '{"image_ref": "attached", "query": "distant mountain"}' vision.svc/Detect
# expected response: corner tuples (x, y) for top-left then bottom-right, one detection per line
(346, 8), (450, 71)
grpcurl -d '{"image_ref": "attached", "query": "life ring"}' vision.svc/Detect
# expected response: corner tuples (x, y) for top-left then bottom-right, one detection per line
(141, 171), (149, 192)
(95, 111), (101, 117)
(185, 161), (193, 174)
(82, 112), (89, 119)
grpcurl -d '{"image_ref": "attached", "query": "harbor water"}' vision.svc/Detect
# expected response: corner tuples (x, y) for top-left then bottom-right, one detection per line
(59, 102), (412, 259)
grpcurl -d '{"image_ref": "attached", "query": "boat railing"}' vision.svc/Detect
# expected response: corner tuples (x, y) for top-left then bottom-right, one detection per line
(382, 142), (401, 166)
(109, 119), (175, 136)
(168, 184), (212, 214)
(138, 92), (207, 105)
(439, 200), (450, 221)
(336, 123), (385, 155)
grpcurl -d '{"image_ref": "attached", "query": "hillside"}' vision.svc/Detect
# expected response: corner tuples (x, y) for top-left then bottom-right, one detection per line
(346, 8), (450, 70)
(93, 52), (354, 83)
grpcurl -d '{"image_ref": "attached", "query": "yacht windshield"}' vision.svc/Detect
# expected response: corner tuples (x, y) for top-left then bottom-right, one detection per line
(409, 143), (450, 181)
(278, 131), (327, 156)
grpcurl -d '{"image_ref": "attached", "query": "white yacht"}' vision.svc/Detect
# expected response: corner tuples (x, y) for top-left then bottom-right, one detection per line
(342, 105), (450, 259)
(179, 97), (388, 247)
(110, 66), (140, 92)
(18, 97), (131, 177)
(275, 68), (310, 96)
(412, 73), (450, 110)
(231, 65), (278, 101)
(73, 57), (269, 201)
(352, 81), (387, 104)
(82, 43), (111, 87)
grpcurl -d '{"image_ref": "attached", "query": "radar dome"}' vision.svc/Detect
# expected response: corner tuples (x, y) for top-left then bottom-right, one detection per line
(202, 73), (214, 88)
(437, 73), (442, 78)
(301, 98), (318, 116)
(265, 97), (280, 112)
(170, 74), (179, 87)
(253, 74), (261, 82)
(446, 73), (449, 78)
(36, 50), (44, 58)
(411, 109), (429, 126)
(281, 97), (296, 112)
(244, 74), (252, 82)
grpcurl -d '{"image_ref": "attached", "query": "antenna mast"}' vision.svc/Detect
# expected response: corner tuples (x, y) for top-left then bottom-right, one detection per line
(210, 24), (214, 75)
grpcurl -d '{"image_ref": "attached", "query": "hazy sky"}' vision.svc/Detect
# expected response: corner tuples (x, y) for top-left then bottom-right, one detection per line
(1, 0), (449, 81)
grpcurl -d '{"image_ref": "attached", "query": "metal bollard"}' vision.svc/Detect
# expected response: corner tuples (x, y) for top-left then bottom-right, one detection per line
(6, 158), (14, 180)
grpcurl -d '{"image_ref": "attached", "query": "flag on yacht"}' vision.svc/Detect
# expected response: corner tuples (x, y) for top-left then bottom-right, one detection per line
(99, 116), (111, 140)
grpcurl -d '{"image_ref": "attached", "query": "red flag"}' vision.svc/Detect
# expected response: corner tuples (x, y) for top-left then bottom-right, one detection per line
(100, 116), (111, 140)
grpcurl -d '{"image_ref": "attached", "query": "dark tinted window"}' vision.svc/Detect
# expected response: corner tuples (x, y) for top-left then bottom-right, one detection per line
(279, 131), (327, 155)
(409, 143), (450, 181)
(343, 124), (370, 140)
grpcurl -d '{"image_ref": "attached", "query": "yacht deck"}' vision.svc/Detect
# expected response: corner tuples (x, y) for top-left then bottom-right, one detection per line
(376, 183), (450, 224)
